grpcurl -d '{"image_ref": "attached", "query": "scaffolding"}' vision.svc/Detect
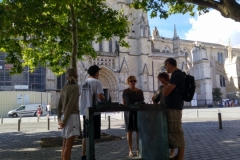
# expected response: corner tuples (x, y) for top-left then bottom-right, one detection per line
(0, 53), (46, 92)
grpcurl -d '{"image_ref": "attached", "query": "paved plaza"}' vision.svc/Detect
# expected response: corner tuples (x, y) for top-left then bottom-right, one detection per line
(0, 108), (240, 160)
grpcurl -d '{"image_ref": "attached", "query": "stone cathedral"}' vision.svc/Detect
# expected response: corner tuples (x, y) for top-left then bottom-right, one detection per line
(46, 0), (240, 108)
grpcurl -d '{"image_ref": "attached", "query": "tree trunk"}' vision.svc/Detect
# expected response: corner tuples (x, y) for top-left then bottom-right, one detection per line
(70, 4), (77, 69)
(70, 3), (83, 139)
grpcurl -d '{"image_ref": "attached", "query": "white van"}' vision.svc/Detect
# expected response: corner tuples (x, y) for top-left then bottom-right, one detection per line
(8, 104), (42, 117)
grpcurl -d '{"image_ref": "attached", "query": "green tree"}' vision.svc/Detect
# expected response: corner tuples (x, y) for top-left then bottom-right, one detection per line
(0, 0), (129, 74)
(212, 88), (222, 102)
(132, 0), (240, 22)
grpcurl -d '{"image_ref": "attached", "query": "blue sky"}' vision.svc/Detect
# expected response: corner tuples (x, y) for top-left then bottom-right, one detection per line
(147, 10), (240, 46)
(148, 13), (194, 40)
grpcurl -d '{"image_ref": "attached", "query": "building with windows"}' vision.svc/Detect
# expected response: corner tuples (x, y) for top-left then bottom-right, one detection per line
(45, 0), (240, 108)
(0, 53), (46, 92)
(2, 0), (240, 108)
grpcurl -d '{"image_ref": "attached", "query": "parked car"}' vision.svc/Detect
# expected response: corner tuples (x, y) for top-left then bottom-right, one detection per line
(8, 104), (41, 118)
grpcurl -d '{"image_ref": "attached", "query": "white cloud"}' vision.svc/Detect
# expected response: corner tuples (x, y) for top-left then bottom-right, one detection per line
(185, 10), (240, 45)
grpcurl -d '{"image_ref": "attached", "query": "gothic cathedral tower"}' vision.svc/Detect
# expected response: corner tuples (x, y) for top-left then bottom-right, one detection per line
(190, 42), (213, 105)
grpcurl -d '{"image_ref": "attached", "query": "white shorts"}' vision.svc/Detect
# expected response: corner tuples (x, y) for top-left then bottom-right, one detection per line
(61, 114), (80, 139)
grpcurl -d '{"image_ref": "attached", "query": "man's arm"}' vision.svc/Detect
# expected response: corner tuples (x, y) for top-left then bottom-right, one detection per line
(98, 94), (105, 101)
(96, 80), (105, 101)
(162, 83), (176, 97)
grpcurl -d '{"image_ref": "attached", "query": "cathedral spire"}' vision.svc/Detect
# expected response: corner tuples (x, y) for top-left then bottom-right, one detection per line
(152, 27), (160, 40)
(173, 24), (180, 54)
(173, 24), (178, 39)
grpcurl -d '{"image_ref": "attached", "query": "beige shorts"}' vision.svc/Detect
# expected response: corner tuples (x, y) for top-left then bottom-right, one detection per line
(166, 109), (185, 149)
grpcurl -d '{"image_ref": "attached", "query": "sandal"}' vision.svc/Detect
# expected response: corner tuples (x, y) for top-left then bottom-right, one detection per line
(129, 151), (134, 157)
(136, 150), (139, 157)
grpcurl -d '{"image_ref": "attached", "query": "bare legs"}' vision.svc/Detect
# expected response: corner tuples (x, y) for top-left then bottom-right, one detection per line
(37, 114), (41, 120)
(170, 148), (175, 158)
(176, 147), (185, 160)
(62, 136), (75, 160)
(127, 131), (138, 157)
(127, 131), (133, 152)
(82, 138), (86, 157)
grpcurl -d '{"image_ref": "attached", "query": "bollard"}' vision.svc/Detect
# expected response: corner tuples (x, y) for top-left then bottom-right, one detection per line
(108, 116), (110, 129)
(196, 110), (199, 118)
(18, 119), (21, 131)
(48, 118), (50, 130)
(37, 116), (39, 122)
(54, 115), (56, 121)
(218, 113), (222, 129)
(1, 117), (3, 124)
(20, 116), (21, 123)
(105, 112), (106, 119)
(121, 112), (124, 119)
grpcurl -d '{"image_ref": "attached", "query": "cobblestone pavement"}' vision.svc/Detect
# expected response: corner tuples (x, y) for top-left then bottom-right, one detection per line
(1, 114), (240, 160)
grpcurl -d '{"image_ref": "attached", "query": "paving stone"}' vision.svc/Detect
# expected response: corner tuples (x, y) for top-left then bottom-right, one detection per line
(1, 114), (240, 159)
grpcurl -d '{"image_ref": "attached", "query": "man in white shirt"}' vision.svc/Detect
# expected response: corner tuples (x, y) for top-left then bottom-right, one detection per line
(46, 102), (51, 117)
(79, 65), (105, 160)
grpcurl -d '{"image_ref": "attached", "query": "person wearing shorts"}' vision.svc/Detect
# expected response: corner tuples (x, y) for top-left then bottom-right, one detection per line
(162, 58), (186, 160)
(79, 65), (105, 160)
(46, 102), (51, 117)
(82, 114), (101, 139)
(57, 68), (80, 160)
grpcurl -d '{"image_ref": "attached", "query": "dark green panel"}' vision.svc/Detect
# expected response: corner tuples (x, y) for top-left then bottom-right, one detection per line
(138, 111), (169, 160)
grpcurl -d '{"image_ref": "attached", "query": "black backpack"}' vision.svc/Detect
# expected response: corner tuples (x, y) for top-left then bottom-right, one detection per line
(182, 72), (196, 102)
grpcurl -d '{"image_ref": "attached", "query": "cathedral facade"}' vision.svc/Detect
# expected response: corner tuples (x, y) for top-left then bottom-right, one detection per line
(46, 0), (240, 108)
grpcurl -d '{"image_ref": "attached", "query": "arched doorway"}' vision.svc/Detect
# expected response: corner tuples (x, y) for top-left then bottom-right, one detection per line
(98, 66), (119, 102)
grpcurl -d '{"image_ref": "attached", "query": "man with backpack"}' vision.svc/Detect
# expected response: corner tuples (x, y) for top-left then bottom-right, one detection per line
(162, 58), (186, 160)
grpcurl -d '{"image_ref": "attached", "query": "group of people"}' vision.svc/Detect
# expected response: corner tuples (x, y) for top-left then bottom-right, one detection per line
(219, 99), (238, 107)
(57, 57), (186, 160)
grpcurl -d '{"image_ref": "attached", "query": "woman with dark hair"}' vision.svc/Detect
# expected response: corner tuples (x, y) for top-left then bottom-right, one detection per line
(152, 72), (175, 158)
(58, 68), (80, 160)
(122, 76), (144, 157)
(152, 72), (170, 106)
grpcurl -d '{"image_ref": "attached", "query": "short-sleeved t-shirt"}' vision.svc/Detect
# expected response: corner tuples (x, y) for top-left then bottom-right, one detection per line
(47, 105), (51, 111)
(165, 70), (185, 110)
(79, 78), (104, 115)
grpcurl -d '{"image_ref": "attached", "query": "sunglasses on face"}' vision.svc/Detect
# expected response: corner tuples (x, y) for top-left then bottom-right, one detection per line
(129, 80), (137, 83)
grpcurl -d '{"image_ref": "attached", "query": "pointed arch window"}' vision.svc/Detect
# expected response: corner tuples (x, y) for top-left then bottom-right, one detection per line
(220, 74), (225, 87)
(99, 42), (103, 52)
(218, 52), (224, 64)
(109, 40), (112, 53)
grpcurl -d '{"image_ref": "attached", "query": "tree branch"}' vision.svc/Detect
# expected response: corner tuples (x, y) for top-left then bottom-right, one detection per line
(180, 0), (221, 11)
(52, 21), (71, 33)
(180, 0), (240, 21)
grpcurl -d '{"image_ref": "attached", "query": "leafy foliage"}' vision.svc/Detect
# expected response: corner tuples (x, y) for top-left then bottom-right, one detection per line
(131, 0), (240, 22)
(131, 0), (208, 19)
(212, 88), (222, 102)
(0, 0), (129, 74)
